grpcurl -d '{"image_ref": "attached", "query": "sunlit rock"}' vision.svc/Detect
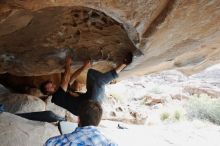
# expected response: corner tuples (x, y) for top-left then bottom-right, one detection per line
(0, 112), (59, 146)
(0, 93), (45, 113)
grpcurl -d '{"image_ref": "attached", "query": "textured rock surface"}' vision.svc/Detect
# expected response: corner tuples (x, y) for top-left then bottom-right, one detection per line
(0, 90), (77, 122)
(0, 112), (59, 146)
(0, 93), (46, 113)
(0, 0), (220, 77)
(0, 4), (137, 76)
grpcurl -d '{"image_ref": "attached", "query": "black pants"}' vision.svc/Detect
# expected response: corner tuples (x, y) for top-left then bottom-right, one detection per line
(16, 111), (65, 122)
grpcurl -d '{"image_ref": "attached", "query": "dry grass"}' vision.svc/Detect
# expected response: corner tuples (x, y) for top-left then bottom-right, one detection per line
(184, 94), (220, 125)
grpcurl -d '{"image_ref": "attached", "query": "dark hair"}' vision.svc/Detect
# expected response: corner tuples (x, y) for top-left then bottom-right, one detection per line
(78, 100), (103, 127)
(39, 80), (52, 95)
(72, 80), (79, 91)
(123, 52), (133, 65)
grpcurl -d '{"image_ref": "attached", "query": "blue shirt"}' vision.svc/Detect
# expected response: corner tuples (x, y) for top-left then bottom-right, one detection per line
(44, 126), (118, 146)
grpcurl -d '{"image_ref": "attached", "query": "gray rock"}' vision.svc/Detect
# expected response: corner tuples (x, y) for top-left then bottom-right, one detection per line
(0, 112), (60, 146)
(0, 93), (45, 113)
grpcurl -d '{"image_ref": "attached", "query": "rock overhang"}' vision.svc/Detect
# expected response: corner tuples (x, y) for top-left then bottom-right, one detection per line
(0, 0), (220, 78)
(0, 5), (138, 76)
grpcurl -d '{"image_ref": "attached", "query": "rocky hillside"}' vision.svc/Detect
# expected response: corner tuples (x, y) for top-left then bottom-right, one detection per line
(104, 64), (220, 124)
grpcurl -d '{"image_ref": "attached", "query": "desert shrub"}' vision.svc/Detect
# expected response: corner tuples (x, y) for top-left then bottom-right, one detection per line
(184, 94), (220, 125)
(173, 111), (181, 121)
(160, 109), (184, 122)
(160, 112), (170, 121)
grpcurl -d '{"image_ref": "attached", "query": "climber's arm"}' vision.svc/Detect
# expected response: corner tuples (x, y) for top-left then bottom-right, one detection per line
(69, 60), (91, 85)
(60, 57), (72, 92)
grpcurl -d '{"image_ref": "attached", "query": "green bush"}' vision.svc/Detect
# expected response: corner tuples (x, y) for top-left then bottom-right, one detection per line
(173, 111), (181, 121)
(160, 110), (184, 122)
(184, 94), (220, 125)
(160, 112), (170, 121)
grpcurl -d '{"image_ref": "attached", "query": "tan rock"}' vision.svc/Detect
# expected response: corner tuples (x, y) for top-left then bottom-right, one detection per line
(0, 9), (33, 36)
(0, 5), (136, 76)
(170, 94), (190, 100)
(0, 0), (219, 77)
(183, 86), (220, 98)
(144, 97), (164, 106)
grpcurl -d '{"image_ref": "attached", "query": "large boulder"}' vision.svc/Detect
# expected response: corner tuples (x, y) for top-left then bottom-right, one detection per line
(0, 91), (77, 122)
(0, 5), (137, 76)
(0, 0), (219, 78)
(0, 112), (59, 146)
(0, 93), (45, 113)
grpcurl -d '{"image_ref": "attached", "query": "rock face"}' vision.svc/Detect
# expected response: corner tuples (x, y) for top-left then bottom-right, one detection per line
(0, 93), (46, 113)
(0, 90), (78, 122)
(0, 112), (59, 146)
(0, 0), (220, 77)
(0, 5), (137, 76)
(1, 0), (220, 97)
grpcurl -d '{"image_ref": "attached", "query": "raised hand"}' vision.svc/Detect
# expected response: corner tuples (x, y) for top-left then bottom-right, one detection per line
(123, 52), (133, 65)
(83, 60), (92, 69)
(65, 57), (73, 66)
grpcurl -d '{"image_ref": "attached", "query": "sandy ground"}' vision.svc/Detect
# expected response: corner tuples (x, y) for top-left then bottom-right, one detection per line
(99, 120), (220, 146)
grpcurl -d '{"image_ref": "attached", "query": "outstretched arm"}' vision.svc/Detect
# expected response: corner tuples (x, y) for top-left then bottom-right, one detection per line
(60, 57), (72, 91)
(69, 60), (91, 86)
(115, 64), (127, 74)
(105, 52), (133, 82)
(115, 51), (133, 74)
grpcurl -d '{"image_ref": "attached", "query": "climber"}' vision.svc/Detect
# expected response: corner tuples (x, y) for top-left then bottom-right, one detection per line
(40, 52), (133, 116)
